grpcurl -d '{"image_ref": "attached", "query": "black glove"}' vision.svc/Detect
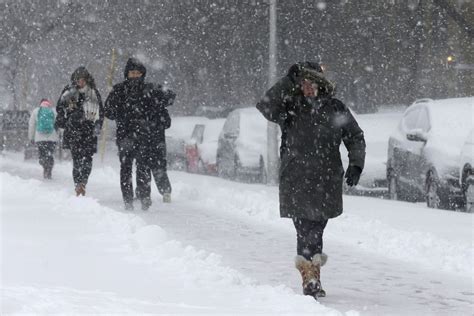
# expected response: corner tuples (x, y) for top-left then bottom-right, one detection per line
(345, 165), (362, 187)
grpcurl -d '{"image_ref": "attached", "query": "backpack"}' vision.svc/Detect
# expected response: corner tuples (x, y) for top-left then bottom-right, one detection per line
(36, 107), (55, 134)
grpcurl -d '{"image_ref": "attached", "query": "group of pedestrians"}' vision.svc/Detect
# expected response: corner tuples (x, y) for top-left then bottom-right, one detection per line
(28, 58), (174, 210)
(28, 59), (365, 300)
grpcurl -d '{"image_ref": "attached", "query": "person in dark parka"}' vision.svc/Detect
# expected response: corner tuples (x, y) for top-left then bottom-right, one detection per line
(55, 67), (104, 196)
(105, 57), (174, 211)
(256, 61), (366, 299)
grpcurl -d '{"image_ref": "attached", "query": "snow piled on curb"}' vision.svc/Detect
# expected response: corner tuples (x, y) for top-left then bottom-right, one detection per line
(329, 211), (473, 277)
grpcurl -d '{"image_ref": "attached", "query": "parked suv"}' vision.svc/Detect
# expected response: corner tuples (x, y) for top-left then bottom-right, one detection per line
(386, 97), (474, 209)
(460, 128), (474, 212)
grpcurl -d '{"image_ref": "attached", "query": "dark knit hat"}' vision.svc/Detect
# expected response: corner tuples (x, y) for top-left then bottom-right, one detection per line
(124, 57), (147, 79)
(70, 66), (96, 89)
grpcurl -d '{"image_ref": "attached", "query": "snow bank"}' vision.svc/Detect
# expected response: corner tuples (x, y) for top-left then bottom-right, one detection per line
(1, 172), (346, 315)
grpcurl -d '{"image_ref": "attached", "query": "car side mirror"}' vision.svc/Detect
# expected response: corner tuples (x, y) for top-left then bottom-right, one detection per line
(224, 132), (237, 139)
(406, 130), (427, 143)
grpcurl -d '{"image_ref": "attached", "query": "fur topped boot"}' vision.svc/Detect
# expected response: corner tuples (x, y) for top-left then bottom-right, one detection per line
(311, 253), (326, 297)
(295, 254), (327, 299)
(75, 183), (86, 196)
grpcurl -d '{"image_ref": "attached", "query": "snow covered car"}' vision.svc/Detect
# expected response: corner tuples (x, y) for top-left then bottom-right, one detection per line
(185, 119), (226, 175)
(166, 116), (209, 170)
(340, 106), (403, 192)
(216, 107), (272, 183)
(386, 97), (474, 209)
(459, 128), (474, 212)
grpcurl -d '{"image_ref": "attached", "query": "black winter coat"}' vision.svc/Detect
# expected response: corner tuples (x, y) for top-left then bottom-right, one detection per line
(55, 85), (104, 155)
(257, 76), (366, 221)
(104, 80), (174, 168)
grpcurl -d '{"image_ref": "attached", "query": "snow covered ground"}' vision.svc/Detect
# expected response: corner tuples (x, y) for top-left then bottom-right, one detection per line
(1, 151), (473, 315)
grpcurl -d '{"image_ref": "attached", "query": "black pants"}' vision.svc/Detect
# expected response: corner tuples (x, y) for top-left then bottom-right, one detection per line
(135, 141), (172, 200)
(37, 141), (56, 171)
(118, 138), (137, 204)
(118, 138), (172, 204)
(293, 217), (328, 261)
(71, 147), (93, 186)
(137, 165), (172, 199)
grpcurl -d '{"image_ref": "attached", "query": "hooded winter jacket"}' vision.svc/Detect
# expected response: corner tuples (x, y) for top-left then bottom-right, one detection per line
(256, 62), (366, 221)
(55, 67), (104, 154)
(105, 58), (175, 168)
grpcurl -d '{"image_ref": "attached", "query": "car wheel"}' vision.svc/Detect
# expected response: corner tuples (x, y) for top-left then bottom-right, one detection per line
(465, 181), (474, 213)
(197, 159), (205, 174)
(259, 155), (267, 184)
(233, 154), (241, 180)
(461, 167), (473, 212)
(387, 169), (398, 200)
(216, 155), (225, 178)
(426, 171), (441, 209)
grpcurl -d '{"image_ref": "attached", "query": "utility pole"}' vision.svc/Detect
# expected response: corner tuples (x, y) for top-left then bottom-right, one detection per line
(267, 0), (279, 185)
(99, 48), (117, 162)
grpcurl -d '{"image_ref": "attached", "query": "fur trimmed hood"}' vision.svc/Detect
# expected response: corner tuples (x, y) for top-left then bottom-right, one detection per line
(287, 61), (336, 97)
(71, 66), (96, 89)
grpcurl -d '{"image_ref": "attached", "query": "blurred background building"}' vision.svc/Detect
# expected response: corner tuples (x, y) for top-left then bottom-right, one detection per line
(1, 0), (472, 115)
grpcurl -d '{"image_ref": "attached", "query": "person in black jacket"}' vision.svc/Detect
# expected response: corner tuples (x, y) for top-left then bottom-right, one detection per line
(105, 58), (174, 211)
(55, 67), (104, 196)
(256, 62), (366, 299)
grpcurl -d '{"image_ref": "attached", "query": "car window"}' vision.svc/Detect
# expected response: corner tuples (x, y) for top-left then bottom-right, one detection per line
(191, 124), (205, 144)
(416, 106), (431, 133)
(401, 107), (421, 132)
(221, 111), (240, 136)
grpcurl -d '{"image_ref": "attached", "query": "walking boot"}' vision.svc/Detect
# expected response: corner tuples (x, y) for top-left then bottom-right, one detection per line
(44, 167), (52, 179)
(312, 254), (326, 297)
(141, 197), (152, 211)
(124, 200), (134, 211)
(295, 255), (322, 299)
(162, 193), (171, 203)
(75, 183), (86, 196)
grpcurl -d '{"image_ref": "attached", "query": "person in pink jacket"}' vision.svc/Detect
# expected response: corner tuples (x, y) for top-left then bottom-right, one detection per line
(28, 99), (59, 179)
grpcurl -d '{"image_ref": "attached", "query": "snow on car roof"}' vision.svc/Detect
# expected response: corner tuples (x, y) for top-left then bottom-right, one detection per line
(203, 118), (226, 142)
(419, 97), (474, 171)
(167, 116), (210, 141)
(426, 97), (473, 146)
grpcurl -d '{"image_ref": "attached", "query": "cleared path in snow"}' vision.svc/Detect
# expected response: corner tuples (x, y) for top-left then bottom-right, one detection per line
(141, 181), (472, 315)
(2, 153), (472, 315)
